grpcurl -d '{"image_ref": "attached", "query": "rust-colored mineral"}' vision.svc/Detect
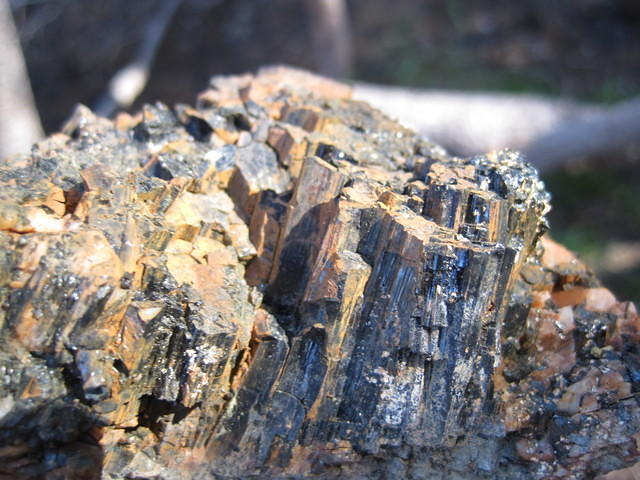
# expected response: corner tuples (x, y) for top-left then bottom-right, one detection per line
(0, 67), (637, 479)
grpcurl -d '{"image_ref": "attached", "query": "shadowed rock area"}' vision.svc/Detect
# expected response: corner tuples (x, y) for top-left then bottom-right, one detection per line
(0, 67), (637, 479)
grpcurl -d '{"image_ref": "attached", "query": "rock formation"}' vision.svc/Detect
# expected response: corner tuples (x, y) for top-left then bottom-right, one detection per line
(0, 66), (637, 479)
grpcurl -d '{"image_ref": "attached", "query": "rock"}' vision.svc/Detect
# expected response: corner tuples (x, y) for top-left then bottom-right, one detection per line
(0, 66), (637, 479)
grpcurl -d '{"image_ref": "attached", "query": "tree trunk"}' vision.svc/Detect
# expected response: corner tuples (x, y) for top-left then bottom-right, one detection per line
(0, 0), (43, 158)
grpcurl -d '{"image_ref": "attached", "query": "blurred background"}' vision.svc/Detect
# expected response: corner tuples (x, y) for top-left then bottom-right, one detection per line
(2, 0), (639, 303)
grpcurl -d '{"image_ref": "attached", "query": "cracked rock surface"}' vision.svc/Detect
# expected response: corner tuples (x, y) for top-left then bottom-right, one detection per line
(0, 67), (637, 479)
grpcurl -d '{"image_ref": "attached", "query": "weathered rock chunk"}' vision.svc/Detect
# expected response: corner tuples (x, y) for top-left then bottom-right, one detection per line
(0, 66), (637, 479)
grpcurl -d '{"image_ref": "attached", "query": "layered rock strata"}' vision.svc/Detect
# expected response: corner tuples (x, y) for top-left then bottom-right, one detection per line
(0, 67), (637, 479)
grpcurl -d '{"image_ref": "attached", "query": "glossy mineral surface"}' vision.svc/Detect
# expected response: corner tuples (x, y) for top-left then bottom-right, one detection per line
(0, 67), (637, 479)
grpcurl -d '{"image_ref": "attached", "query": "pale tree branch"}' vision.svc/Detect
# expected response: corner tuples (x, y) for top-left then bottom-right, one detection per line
(305, 0), (353, 79)
(0, 0), (43, 158)
(354, 82), (639, 171)
(523, 96), (640, 170)
(93, 0), (183, 117)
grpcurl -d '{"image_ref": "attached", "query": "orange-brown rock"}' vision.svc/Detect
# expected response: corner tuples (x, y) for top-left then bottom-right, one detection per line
(0, 67), (637, 480)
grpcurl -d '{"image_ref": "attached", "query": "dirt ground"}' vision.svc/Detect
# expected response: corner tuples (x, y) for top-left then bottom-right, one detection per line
(10, 0), (640, 303)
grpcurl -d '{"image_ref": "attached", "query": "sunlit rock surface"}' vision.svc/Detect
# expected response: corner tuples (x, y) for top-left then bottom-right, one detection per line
(0, 67), (637, 479)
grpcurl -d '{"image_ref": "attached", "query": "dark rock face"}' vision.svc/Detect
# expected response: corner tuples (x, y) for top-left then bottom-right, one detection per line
(0, 67), (637, 479)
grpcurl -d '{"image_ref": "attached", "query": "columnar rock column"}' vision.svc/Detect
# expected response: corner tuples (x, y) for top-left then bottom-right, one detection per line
(0, 67), (637, 480)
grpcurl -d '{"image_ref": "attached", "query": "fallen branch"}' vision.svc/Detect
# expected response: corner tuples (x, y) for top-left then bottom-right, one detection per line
(354, 82), (640, 171)
(524, 95), (640, 170)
